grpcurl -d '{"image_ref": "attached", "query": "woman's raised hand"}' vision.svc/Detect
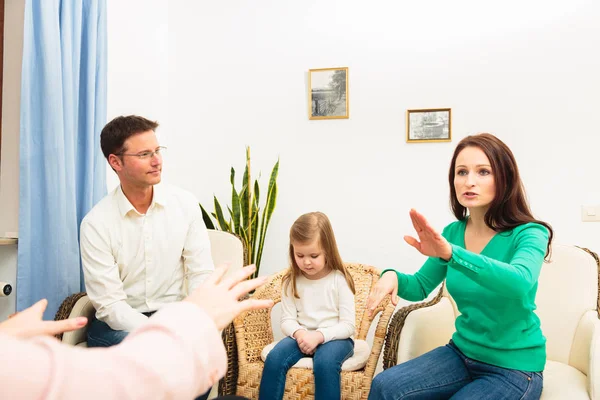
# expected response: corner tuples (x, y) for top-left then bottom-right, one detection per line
(404, 209), (452, 260)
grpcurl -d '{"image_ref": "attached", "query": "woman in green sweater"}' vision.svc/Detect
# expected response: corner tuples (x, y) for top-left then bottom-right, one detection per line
(367, 133), (553, 399)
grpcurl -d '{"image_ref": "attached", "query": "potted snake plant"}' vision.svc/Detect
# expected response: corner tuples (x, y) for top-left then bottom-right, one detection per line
(200, 147), (279, 279)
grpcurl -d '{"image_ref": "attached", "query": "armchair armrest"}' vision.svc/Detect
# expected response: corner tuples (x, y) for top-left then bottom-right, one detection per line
(232, 274), (284, 365)
(397, 297), (456, 364)
(383, 285), (452, 369)
(54, 292), (94, 343)
(363, 298), (396, 378)
(219, 321), (239, 396)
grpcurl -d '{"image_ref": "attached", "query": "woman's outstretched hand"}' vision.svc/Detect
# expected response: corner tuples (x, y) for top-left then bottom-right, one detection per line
(0, 299), (87, 339)
(367, 209), (453, 315)
(184, 264), (274, 330)
(404, 209), (452, 260)
(366, 271), (399, 316)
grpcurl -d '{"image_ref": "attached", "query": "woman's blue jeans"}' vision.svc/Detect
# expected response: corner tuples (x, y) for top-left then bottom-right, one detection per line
(369, 341), (543, 399)
(259, 336), (354, 400)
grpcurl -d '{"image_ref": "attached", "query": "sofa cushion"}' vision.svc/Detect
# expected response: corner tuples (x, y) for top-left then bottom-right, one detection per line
(540, 360), (589, 399)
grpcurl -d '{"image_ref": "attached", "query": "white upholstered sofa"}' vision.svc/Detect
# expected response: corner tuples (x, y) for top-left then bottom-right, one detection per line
(381, 244), (600, 399)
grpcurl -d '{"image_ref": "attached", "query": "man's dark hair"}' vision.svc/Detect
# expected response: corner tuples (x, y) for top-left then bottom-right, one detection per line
(100, 115), (159, 160)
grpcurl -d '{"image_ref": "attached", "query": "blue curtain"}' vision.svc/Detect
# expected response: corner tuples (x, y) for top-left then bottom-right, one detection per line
(18, 0), (107, 319)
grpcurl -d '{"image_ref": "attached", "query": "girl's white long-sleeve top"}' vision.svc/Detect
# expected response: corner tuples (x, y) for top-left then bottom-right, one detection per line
(281, 270), (356, 343)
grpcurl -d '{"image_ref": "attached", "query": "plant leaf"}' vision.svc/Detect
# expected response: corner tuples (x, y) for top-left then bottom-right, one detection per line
(199, 203), (215, 230)
(255, 159), (279, 273)
(250, 202), (259, 264)
(214, 196), (230, 232)
(231, 169), (241, 235)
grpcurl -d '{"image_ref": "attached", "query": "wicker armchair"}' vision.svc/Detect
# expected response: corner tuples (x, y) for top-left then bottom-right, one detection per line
(382, 244), (600, 400)
(223, 263), (395, 400)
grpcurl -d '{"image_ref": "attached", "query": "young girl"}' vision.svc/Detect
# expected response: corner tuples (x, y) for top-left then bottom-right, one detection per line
(259, 212), (356, 400)
(367, 133), (552, 399)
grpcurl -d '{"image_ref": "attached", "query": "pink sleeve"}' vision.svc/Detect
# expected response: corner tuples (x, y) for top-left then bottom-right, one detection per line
(0, 301), (226, 400)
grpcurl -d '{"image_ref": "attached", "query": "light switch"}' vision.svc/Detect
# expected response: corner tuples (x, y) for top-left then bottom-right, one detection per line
(581, 206), (600, 222)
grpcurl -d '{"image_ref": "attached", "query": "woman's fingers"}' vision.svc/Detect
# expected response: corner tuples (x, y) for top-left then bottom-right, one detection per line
(230, 275), (269, 300)
(206, 263), (229, 286)
(221, 264), (257, 290)
(404, 235), (420, 251)
(409, 209), (423, 233)
(414, 210), (435, 235)
(367, 290), (382, 312)
(27, 299), (49, 318)
(368, 289), (390, 314)
(237, 298), (274, 314)
(39, 318), (87, 337)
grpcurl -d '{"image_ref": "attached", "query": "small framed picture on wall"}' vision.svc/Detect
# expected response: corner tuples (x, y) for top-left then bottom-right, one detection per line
(406, 108), (452, 143)
(308, 67), (349, 120)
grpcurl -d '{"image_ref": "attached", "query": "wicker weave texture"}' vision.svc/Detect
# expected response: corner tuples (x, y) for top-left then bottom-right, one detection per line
(233, 263), (395, 400)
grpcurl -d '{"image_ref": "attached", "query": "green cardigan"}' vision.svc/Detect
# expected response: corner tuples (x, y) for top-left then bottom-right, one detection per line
(385, 220), (549, 372)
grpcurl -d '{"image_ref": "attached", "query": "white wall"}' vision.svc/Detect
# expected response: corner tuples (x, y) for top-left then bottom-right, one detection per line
(107, 0), (600, 282)
(0, 0), (25, 319)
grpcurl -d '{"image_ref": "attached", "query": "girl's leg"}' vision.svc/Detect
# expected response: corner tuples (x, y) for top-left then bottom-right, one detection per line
(312, 338), (354, 400)
(258, 337), (305, 400)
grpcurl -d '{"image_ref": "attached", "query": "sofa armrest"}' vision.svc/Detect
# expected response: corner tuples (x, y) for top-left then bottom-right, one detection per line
(590, 320), (600, 400)
(397, 297), (456, 364)
(570, 310), (600, 399)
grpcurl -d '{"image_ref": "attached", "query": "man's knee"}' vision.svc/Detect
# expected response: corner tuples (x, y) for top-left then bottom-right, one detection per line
(87, 319), (128, 347)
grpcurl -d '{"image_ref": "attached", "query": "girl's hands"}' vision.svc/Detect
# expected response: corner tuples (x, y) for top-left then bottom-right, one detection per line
(296, 331), (324, 355)
(404, 209), (452, 260)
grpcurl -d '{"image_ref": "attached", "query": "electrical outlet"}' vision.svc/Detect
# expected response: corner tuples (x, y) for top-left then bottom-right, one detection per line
(581, 206), (600, 222)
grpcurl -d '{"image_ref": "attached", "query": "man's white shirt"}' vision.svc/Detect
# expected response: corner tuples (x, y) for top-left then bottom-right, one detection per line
(80, 184), (214, 331)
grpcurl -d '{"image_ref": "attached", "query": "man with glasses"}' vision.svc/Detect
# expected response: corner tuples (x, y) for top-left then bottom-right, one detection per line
(80, 115), (215, 356)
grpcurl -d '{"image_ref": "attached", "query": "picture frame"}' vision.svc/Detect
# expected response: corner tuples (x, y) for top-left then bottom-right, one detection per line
(308, 67), (349, 120)
(406, 108), (452, 143)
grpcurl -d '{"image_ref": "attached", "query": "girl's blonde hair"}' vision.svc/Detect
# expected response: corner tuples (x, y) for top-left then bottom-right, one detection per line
(282, 212), (355, 298)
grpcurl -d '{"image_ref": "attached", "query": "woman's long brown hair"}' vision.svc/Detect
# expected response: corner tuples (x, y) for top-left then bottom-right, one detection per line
(449, 133), (553, 259)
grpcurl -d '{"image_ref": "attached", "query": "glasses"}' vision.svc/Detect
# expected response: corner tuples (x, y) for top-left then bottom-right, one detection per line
(117, 146), (166, 160)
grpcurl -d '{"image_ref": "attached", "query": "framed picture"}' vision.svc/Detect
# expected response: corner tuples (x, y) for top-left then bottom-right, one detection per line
(406, 108), (451, 143)
(308, 67), (349, 120)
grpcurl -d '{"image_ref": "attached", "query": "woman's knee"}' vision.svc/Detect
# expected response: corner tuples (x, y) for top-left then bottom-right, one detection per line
(369, 372), (389, 399)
